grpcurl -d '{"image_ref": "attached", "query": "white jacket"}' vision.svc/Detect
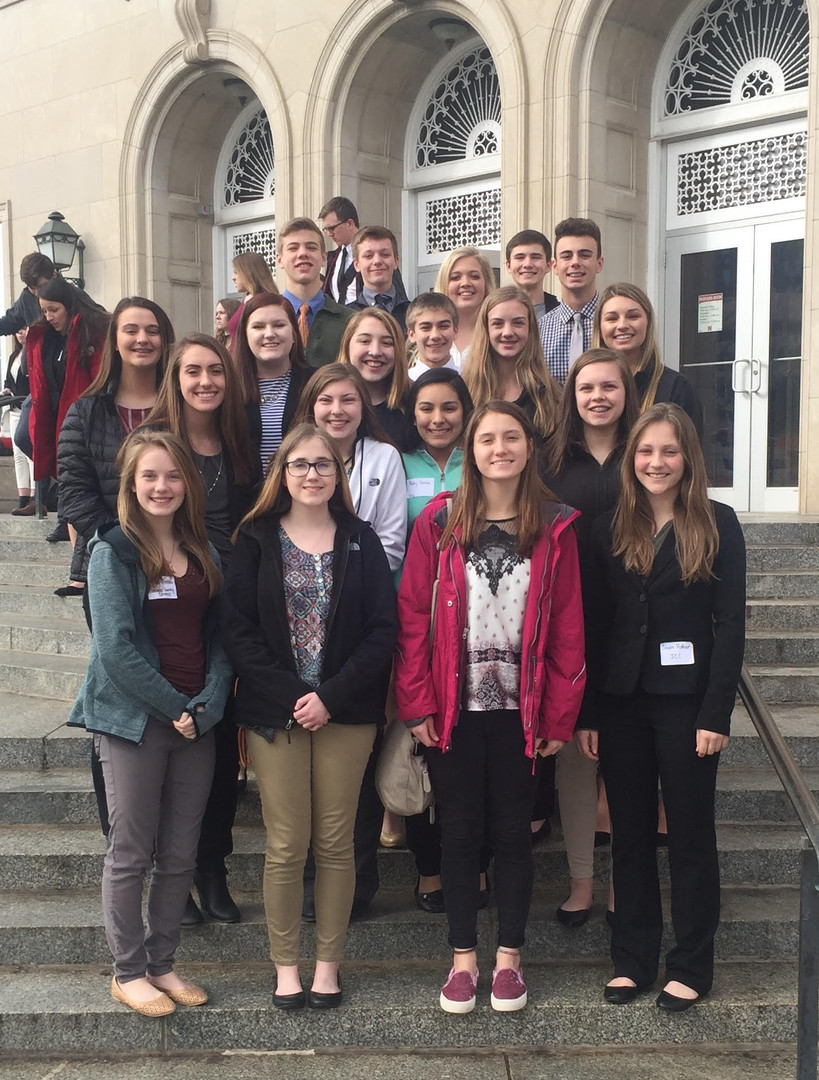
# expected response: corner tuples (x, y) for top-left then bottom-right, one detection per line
(348, 436), (407, 571)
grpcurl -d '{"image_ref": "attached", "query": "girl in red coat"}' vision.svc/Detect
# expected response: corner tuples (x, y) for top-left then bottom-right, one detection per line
(395, 400), (586, 1015)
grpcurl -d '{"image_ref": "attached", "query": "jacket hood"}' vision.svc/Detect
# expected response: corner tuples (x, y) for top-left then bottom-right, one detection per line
(88, 522), (140, 564)
(428, 490), (578, 536)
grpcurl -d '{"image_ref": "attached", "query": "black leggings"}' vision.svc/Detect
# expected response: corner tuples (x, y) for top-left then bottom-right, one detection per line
(426, 709), (539, 951)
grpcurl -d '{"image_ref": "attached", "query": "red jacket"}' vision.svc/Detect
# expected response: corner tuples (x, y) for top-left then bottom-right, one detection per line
(27, 316), (104, 480)
(395, 491), (586, 757)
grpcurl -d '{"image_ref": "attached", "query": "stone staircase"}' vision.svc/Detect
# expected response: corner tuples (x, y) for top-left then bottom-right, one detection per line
(0, 504), (816, 1074)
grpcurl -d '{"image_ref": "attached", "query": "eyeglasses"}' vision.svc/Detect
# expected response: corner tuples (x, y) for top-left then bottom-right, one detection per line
(285, 458), (337, 477)
(322, 220), (346, 236)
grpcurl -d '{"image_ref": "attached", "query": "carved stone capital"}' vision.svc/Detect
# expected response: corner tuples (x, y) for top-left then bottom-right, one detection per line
(175, 0), (211, 64)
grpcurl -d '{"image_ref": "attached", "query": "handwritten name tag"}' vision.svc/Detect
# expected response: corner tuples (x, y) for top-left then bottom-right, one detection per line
(660, 641), (694, 666)
(407, 477), (435, 499)
(148, 576), (178, 600)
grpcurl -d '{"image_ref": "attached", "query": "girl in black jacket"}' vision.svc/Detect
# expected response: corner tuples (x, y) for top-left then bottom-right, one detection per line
(222, 422), (397, 1010)
(588, 403), (745, 1011)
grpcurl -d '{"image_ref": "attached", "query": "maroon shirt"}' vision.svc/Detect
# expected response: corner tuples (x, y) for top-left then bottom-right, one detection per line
(149, 557), (209, 698)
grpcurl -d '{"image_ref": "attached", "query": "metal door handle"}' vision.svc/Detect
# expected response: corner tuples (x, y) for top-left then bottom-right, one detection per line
(732, 358), (751, 393)
(749, 358), (762, 393)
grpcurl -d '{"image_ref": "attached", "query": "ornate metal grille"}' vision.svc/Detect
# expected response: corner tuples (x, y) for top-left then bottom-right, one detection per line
(223, 108), (275, 206)
(415, 47), (501, 168)
(425, 188), (500, 253)
(664, 0), (808, 116)
(232, 228), (276, 267)
(676, 130), (807, 215)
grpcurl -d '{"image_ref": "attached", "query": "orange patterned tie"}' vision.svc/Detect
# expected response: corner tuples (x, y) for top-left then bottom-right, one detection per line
(298, 303), (310, 347)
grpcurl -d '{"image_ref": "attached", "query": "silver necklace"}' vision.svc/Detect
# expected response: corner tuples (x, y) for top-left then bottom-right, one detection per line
(197, 449), (224, 496)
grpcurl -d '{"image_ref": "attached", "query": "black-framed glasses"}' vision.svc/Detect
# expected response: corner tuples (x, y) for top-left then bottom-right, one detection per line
(285, 459), (337, 477)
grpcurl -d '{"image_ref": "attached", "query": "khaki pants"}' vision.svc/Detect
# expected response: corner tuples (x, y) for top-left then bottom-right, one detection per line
(248, 722), (376, 964)
(556, 736), (599, 880)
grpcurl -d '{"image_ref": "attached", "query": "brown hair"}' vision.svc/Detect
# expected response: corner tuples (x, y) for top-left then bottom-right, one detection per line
(277, 217), (325, 253)
(36, 276), (111, 373)
(554, 218), (602, 258)
(464, 286), (560, 439)
(232, 252), (277, 296)
(215, 297), (240, 348)
(85, 297), (173, 396)
(440, 401), (557, 558)
(293, 362), (391, 444)
(319, 196), (359, 226)
(592, 282), (664, 411)
(406, 291), (459, 331)
(233, 292), (307, 405)
(546, 348), (640, 476)
(20, 252), (55, 287)
(116, 429), (221, 595)
(612, 403), (718, 585)
(338, 307), (409, 411)
(239, 422), (355, 527)
(352, 225), (399, 260)
(145, 333), (255, 485)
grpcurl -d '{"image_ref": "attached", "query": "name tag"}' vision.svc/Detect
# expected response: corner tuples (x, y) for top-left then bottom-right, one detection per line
(148, 576), (178, 600)
(407, 477), (435, 499)
(660, 641), (694, 666)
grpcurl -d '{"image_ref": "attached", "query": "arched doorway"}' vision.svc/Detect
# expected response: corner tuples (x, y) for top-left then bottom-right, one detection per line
(657, 0), (809, 511)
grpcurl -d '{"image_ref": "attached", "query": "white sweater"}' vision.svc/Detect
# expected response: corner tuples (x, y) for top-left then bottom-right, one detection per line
(348, 436), (407, 571)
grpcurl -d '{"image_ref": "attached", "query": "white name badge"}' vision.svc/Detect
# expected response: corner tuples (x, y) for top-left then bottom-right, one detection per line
(148, 576), (178, 600)
(407, 476), (435, 499)
(660, 641), (695, 666)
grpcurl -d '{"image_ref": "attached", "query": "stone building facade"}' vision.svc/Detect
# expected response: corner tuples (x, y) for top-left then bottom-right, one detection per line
(0, 0), (816, 512)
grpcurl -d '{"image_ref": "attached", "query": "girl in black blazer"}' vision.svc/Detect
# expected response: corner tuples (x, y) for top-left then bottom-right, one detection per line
(587, 403), (745, 1011)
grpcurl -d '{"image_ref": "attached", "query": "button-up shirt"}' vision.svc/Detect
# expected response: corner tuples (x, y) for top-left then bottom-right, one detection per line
(538, 293), (599, 384)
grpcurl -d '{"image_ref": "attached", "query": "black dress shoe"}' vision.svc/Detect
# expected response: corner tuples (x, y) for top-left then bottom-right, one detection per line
(604, 981), (642, 1005)
(181, 893), (204, 926)
(414, 880), (445, 914)
(308, 975), (342, 1009)
(273, 988), (305, 1010)
(194, 871), (241, 923)
(46, 522), (70, 543)
(594, 830), (611, 847)
(302, 893), (316, 922)
(656, 988), (701, 1012)
(54, 585), (84, 597)
(556, 903), (591, 928)
(605, 909), (616, 928)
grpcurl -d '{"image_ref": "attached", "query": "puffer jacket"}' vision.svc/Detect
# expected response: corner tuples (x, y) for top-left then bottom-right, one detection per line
(57, 390), (127, 542)
(395, 491), (586, 758)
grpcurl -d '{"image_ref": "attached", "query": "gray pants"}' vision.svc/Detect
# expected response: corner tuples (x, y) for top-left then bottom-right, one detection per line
(96, 718), (215, 982)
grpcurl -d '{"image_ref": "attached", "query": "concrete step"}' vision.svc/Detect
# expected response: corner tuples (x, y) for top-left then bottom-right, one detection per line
(0, 610), (89, 657)
(744, 665), (819, 704)
(0, 515), (53, 538)
(0, 822), (802, 893)
(746, 598), (819, 629)
(747, 570), (819, 599)
(738, 515), (819, 545)
(728, 705), (819, 767)
(746, 543), (819, 571)
(0, 960), (798, 1055)
(0, 537), (71, 561)
(0, 692), (85, 769)
(0, 649), (86, 700)
(744, 630), (819, 665)
(0, 583), (86, 619)
(0, 1046), (801, 1080)
(0, 558), (72, 587)
(0, 883), (798, 968)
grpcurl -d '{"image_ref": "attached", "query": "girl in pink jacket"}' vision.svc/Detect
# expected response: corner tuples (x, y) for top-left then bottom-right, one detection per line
(395, 401), (585, 1016)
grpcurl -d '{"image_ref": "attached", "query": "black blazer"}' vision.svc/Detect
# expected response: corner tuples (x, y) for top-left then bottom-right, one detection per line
(246, 364), (312, 467)
(323, 246), (359, 302)
(222, 509), (398, 737)
(587, 500), (745, 735)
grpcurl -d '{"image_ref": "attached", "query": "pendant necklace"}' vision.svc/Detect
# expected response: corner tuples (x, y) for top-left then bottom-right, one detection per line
(197, 449), (224, 496)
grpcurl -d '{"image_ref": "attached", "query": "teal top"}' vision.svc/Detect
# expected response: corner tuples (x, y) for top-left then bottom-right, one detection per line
(402, 447), (464, 532)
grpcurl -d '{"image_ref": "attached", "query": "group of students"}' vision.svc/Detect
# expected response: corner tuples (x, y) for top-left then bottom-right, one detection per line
(2, 212), (744, 1023)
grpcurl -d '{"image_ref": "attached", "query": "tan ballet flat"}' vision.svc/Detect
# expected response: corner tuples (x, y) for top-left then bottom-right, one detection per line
(111, 976), (176, 1017)
(147, 975), (208, 1006)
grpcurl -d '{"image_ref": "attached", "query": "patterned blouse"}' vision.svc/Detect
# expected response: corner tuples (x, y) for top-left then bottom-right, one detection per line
(280, 527), (333, 688)
(463, 519), (531, 712)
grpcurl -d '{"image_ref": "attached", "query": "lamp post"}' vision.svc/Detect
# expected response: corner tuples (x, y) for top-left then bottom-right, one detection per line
(33, 211), (85, 288)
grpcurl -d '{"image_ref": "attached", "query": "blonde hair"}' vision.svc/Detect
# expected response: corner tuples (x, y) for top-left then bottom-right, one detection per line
(116, 430), (221, 595)
(612, 403), (718, 585)
(338, 307), (409, 411)
(463, 286), (560, 439)
(592, 283), (664, 411)
(233, 252), (278, 296)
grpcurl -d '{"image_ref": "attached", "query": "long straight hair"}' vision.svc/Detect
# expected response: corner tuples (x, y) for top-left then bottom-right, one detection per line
(440, 401), (557, 558)
(546, 348), (640, 476)
(293, 363), (391, 444)
(592, 283), (665, 411)
(464, 286), (560, 439)
(233, 252), (277, 295)
(35, 276), (111, 372)
(85, 297), (174, 396)
(116, 429), (221, 595)
(338, 307), (410, 411)
(233, 292), (307, 405)
(612, 403), (718, 585)
(215, 297), (240, 347)
(239, 423), (355, 527)
(145, 333), (255, 485)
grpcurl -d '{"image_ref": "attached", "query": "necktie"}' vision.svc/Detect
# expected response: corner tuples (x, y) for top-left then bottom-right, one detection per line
(298, 303), (310, 348)
(335, 247), (349, 300)
(374, 294), (392, 310)
(568, 312), (584, 368)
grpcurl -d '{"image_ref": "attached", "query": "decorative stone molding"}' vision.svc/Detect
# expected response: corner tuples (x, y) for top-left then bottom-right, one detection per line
(175, 0), (211, 64)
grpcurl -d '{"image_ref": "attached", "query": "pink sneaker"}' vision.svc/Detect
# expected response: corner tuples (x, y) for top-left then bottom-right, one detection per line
(490, 966), (527, 1011)
(439, 966), (478, 1014)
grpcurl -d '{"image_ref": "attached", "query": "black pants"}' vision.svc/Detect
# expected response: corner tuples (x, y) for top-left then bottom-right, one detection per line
(426, 709), (538, 951)
(599, 690), (721, 995)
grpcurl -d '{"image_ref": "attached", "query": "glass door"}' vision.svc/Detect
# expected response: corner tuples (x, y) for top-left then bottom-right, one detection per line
(665, 218), (802, 511)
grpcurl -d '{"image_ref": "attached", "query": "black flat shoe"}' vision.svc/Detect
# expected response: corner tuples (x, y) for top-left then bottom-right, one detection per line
(54, 585), (84, 597)
(273, 988), (305, 1010)
(46, 522), (69, 543)
(194, 871), (241, 923)
(605, 909), (615, 928)
(556, 903), (591, 928)
(656, 988), (701, 1012)
(656, 832), (669, 848)
(604, 981), (643, 1005)
(594, 830), (611, 847)
(350, 897), (370, 921)
(180, 892), (203, 926)
(302, 893), (316, 922)
(308, 975), (342, 1009)
(414, 880), (445, 914)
